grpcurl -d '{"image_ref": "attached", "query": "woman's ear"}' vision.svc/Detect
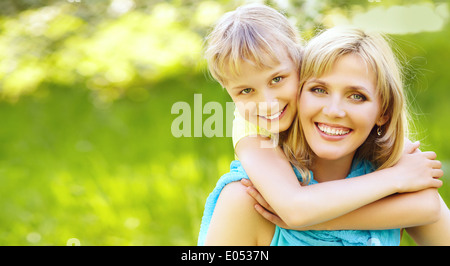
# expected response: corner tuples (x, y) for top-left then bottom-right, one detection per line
(376, 114), (389, 127)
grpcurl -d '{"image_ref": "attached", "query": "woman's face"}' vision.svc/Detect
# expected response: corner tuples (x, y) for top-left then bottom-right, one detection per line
(299, 53), (384, 162)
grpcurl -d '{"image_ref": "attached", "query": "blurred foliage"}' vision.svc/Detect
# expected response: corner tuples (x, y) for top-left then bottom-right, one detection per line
(0, 0), (449, 245)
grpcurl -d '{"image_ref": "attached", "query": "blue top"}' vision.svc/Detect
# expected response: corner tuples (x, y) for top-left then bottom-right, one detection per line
(197, 160), (401, 246)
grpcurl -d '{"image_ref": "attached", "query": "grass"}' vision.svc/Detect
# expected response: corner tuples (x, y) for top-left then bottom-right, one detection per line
(0, 76), (234, 245)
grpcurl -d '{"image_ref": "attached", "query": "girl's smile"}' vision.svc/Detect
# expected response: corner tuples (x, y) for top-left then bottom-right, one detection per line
(258, 104), (288, 121)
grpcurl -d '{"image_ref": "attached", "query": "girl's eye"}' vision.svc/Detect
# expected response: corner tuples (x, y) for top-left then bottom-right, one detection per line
(271, 76), (283, 84)
(349, 93), (367, 101)
(241, 88), (253, 95)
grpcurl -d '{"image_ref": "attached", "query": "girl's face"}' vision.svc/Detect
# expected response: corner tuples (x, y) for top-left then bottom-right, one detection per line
(224, 52), (299, 134)
(299, 53), (384, 162)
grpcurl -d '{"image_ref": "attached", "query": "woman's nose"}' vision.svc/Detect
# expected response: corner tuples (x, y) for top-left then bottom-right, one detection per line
(322, 98), (346, 118)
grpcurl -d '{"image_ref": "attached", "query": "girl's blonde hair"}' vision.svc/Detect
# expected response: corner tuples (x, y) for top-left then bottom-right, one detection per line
(204, 3), (303, 87)
(283, 27), (409, 184)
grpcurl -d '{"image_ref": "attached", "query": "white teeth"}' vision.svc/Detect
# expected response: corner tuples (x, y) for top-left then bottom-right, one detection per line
(317, 123), (350, 136)
(262, 108), (283, 120)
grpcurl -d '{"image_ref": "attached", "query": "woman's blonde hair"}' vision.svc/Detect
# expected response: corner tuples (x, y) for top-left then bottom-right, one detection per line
(283, 27), (409, 184)
(204, 3), (303, 87)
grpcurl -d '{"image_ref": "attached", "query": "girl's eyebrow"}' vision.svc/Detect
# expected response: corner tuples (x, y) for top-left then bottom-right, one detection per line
(231, 67), (291, 90)
(232, 85), (251, 90)
(269, 67), (291, 79)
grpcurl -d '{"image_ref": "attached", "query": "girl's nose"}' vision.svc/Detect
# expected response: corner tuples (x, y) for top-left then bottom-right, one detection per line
(256, 89), (280, 113)
(262, 88), (278, 104)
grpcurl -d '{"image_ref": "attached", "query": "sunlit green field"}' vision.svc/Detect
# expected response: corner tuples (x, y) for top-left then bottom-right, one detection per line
(0, 0), (449, 246)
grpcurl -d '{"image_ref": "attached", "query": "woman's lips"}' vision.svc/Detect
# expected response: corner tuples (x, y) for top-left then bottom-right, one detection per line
(315, 122), (352, 138)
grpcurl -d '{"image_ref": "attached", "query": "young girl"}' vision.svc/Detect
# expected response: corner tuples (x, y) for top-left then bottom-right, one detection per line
(198, 4), (445, 246)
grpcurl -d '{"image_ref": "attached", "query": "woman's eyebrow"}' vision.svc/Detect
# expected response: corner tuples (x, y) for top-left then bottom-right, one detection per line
(305, 79), (327, 86)
(345, 86), (371, 95)
(306, 79), (372, 94)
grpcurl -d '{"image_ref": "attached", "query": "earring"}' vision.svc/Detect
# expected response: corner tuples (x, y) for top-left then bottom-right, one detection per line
(377, 126), (382, 136)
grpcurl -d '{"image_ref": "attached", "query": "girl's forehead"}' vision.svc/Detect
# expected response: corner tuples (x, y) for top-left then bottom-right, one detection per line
(224, 56), (297, 89)
(224, 53), (294, 81)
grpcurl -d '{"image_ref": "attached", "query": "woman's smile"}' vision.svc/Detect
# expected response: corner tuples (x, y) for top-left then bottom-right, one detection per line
(315, 122), (352, 139)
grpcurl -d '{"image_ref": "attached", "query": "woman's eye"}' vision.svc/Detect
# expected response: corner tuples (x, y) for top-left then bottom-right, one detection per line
(349, 93), (366, 101)
(312, 87), (326, 94)
(271, 76), (283, 84)
(241, 88), (253, 95)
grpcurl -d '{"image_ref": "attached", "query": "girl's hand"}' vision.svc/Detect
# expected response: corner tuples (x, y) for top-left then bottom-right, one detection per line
(394, 141), (443, 193)
(240, 179), (292, 229)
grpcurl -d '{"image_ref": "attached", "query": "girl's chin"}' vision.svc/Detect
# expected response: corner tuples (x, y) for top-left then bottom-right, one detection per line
(259, 120), (291, 134)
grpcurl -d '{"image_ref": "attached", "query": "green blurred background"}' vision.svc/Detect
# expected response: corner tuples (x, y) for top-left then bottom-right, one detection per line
(0, 0), (449, 246)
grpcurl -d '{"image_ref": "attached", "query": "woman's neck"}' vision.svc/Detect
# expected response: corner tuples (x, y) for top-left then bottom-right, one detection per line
(310, 154), (355, 183)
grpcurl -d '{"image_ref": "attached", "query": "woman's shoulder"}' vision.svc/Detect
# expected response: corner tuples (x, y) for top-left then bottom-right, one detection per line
(219, 181), (255, 208)
(206, 180), (274, 245)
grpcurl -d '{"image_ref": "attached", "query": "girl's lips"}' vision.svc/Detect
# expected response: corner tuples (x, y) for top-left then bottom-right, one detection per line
(259, 104), (288, 121)
(315, 122), (353, 140)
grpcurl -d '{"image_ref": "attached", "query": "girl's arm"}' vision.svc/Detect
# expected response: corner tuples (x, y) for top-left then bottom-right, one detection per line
(247, 185), (441, 230)
(236, 135), (443, 229)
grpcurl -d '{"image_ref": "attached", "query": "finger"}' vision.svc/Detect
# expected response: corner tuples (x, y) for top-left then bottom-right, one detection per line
(430, 178), (443, 188)
(430, 160), (442, 169)
(254, 204), (285, 226)
(404, 140), (420, 154)
(246, 187), (273, 212)
(240, 178), (253, 187)
(404, 138), (413, 147)
(422, 151), (437, 160)
(432, 169), (444, 179)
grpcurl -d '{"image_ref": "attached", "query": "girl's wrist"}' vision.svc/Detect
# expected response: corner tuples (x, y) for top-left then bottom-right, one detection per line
(380, 166), (403, 194)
